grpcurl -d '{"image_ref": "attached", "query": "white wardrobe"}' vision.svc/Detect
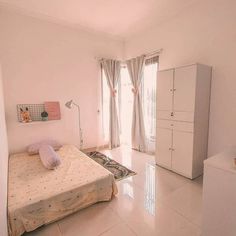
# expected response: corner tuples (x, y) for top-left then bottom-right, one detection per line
(155, 63), (212, 179)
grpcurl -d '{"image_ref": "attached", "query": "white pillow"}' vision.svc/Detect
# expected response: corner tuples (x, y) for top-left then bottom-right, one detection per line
(39, 145), (61, 170)
(27, 140), (62, 155)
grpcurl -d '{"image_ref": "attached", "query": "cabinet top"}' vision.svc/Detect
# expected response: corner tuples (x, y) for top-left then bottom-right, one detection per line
(158, 63), (212, 72)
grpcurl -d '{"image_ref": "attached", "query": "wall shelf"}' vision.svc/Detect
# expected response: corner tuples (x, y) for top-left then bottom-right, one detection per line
(17, 120), (60, 125)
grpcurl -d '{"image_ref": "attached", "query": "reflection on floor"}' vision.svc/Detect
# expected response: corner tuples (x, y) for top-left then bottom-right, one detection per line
(25, 145), (203, 236)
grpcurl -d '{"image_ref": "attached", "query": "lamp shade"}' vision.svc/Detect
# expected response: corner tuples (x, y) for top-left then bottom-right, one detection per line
(65, 100), (73, 109)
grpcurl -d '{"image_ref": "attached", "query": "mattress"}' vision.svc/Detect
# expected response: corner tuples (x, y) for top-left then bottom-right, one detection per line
(8, 145), (117, 236)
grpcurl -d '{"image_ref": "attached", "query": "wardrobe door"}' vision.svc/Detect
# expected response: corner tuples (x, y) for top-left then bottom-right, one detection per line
(174, 65), (196, 113)
(172, 130), (193, 178)
(156, 69), (174, 113)
(156, 127), (172, 169)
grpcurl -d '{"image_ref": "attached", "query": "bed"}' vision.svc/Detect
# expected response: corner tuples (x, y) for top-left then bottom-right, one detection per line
(8, 145), (118, 236)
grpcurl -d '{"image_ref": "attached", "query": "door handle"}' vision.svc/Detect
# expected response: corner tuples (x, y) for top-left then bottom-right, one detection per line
(171, 112), (174, 117)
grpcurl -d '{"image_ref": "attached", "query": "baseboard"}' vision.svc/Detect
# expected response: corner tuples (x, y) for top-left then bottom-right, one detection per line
(82, 144), (109, 153)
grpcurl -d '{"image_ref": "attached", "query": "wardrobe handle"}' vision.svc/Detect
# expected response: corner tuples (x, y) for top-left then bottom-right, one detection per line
(171, 112), (174, 117)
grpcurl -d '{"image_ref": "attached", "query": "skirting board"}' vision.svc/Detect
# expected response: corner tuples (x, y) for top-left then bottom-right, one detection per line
(82, 144), (109, 153)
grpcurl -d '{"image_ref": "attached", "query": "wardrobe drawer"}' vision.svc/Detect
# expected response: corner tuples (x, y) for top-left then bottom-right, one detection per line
(172, 121), (194, 132)
(157, 110), (194, 122)
(156, 119), (174, 129)
(157, 120), (194, 132)
(173, 111), (194, 122)
(157, 110), (173, 120)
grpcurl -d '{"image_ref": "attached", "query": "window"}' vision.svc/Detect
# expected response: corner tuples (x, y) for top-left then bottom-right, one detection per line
(142, 58), (158, 154)
(101, 67), (121, 144)
(101, 57), (158, 154)
(120, 66), (133, 145)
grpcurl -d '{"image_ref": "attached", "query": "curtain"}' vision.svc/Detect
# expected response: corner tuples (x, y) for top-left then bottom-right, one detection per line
(126, 55), (146, 152)
(142, 57), (158, 154)
(101, 59), (121, 149)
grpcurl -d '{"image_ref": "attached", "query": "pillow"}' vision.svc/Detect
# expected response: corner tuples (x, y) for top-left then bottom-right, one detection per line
(28, 140), (62, 155)
(39, 145), (61, 170)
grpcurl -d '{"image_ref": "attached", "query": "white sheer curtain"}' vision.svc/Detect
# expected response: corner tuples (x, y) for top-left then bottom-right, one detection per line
(126, 55), (146, 152)
(120, 67), (133, 145)
(101, 59), (121, 149)
(142, 57), (158, 154)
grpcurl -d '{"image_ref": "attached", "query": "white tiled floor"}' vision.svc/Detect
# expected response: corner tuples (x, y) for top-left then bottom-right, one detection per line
(25, 146), (203, 236)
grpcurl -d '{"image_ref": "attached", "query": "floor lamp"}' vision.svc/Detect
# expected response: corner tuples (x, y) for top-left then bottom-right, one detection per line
(65, 100), (83, 150)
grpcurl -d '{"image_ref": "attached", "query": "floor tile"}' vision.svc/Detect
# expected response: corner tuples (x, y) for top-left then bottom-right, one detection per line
(58, 202), (122, 236)
(193, 175), (203, 186)
(23, 223), (61, 236)
(124, 203), (201, 236)
(100, 223), (136, 236)
(102, 147), (154, 174)
(123, 164), (190, 200)
(108, 180), (157, 219)
(162, 183), (203, 227)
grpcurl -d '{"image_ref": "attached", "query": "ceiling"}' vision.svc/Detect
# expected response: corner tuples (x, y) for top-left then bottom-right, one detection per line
(0, 0), (198, 40)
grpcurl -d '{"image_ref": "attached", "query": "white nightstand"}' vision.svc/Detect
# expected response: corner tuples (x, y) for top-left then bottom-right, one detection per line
(202, 147), (236, 236)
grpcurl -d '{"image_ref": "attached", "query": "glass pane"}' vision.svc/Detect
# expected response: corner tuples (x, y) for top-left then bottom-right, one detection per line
(143, 62), (158, 154)
(120, 67), (133, 145)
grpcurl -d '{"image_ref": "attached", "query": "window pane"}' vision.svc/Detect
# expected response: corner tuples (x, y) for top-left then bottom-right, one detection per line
(120, 67), (133, 145)
(143, 62), (158, 154)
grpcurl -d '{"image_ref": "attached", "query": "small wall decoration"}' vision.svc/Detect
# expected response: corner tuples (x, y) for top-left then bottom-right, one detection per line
(17, 102), (61, 123)
(41, 111), (48, 121)
(44, 101), (61, 120)
(20, 107), (32, 123)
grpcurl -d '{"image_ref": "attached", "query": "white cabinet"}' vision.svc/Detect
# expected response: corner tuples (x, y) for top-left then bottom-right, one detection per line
(202, 148), (236, 236)
(174, 65), (196, 112)
(156, 64), (212, 179)
(172, 131), (193, 177)
(156, 69), (174, 111)
(156, 127), (172, 168)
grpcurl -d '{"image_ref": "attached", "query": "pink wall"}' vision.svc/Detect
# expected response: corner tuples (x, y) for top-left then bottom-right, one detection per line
(0, 9), (124, 153)
(1, 0), (236, 157)
(125, 0), (236, 156)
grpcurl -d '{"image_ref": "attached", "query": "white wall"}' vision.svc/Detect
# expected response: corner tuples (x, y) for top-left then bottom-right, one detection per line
(1, 0), (236, 157)
(0, 65), (9, 236)
(125, 0), (236, 156)
(0, 8), (124, 153)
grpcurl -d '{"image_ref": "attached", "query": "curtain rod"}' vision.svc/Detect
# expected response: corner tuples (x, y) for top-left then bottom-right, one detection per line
(95, 48), (163, 62)
(145, 48), (163, 58)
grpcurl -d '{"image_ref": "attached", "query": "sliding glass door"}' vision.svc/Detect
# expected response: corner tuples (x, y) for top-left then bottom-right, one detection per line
(120, 67), (133, 145)
(142, 60), (158, 154)
(101, 58), (158, 153)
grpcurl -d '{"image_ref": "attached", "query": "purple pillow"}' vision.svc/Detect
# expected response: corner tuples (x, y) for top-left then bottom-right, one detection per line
(27, 140), (62, 155)
(39, 145), (61, 170)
